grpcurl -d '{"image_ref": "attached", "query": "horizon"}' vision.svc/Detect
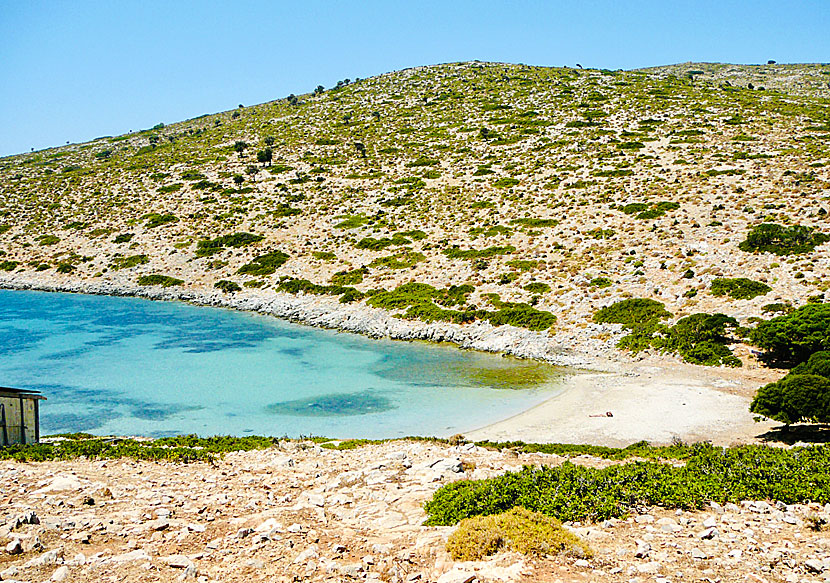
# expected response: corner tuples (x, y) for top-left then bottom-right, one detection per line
(2, 0), (829, 157)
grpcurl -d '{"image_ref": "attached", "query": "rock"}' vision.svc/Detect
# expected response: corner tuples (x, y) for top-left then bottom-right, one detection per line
(164, 555), (193, 569)
(574, 559), (590, 568)
(110, 549), (151, 563)
(634, 540), (651, 558)
(51, 566), (70, 581)
(26, 549), (59, 567)
(235, 527), (253, 539)
(428, 458), (463, 474)
(436, 570), (476, 583)
(5, 539), (22, 555)
(287, 523), (303, 533)
(636, 561), (662, 574)
(149, 518), (170, 531)
(39, 475), (82, 492)
(634, 514), (654, 524)
(293, 546), (319, 564)
(691, 548), (708, 559)
(698, 527), (718, 539)
(805, 559), (825, 573)
(702, 516), (718, 528)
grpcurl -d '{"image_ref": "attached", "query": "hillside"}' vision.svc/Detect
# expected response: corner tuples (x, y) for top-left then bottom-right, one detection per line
(1, 61), (829, 366)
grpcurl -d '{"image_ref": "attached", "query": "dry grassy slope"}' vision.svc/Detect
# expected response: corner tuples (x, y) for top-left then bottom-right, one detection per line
(0, 61), (829, 352)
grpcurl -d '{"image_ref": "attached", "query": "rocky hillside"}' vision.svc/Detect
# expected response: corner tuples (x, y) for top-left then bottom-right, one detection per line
(1, 61), (829, 362)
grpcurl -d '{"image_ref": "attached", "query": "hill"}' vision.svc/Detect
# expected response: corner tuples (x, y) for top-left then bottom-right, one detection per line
(1, 61), (829, 366)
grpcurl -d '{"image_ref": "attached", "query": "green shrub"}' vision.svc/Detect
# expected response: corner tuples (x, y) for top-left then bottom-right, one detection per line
(368, 250), (425, 269)
(589, 277), (613, 288)
(739, 223), (830, 255)
(524, 282), (551, 294)
(334, 215), (368, 229)
(143, 213), (178, 228)
(355, 234), (411, 250)
(56, 263), (75, 274)
(425, 443), (830, 525)
(137, 274), (183, 287)
(38, 234), (60, 246)
(711, 277), (771, 300)
(0, 260), (19, 271)
(443, 245), (515, 260)
(593, 298), (671, 328)
(214, 280), (241, 293)
(510, 218), (558, 228)
(158, 183), (182, 193)
(276, 277), (364, 303)
(196, 232), (264, 257)
(312, 251), (337, 260)
(113, 233), (134, 244)
(751, 374), (830, 424)
(493, 177), (520, 188)
(330, 268), (366, 285)
(181, 170), (207, 181)
(751, 303), (830, 364)
(110, 254), (149, 270)
(238, 251), (290, 276)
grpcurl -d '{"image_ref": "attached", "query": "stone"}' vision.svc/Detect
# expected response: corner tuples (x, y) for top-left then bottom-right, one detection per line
(703, 516), (718, 528)
(698, 527), (718, 539)
(165, 555), (193, 568)
(5, 539), (22, 555)
(436, 569), (476, 583)
(635, 540), (651, 558)
(149, 518), (169, 531)
(805, 559), (825, 573)
(110, 549), (151, 563)
(51, 566), (70, 581)
(691, 548), (708, 559)
(634, 514), (654, 524)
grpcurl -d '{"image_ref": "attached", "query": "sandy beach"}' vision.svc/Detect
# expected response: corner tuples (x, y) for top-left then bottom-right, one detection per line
(468, 360), (779, 446)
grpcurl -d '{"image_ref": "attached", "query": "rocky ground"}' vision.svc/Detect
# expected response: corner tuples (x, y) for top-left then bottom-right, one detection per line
(2, 440), (829, 583)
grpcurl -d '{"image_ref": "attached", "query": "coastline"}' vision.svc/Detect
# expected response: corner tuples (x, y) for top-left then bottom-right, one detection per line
(0, 273), (782, 446)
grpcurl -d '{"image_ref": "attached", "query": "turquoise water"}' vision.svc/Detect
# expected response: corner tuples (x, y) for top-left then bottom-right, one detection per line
(0, 290), (565, 439)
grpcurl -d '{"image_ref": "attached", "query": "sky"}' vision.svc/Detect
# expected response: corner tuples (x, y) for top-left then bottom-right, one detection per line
(1, 0), (828, 157)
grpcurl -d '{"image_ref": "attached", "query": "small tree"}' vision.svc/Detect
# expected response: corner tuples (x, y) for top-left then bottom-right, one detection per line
(263, 136), (275, 146)
(257, 148), (273, 166)
(233, 174), (244, 185)
(314, 85), (325, 95)
(233, 141), (248, 157)
(354, 142), (366, 159)
(750, 374), (830, 425)
(751, 303), (830, 364)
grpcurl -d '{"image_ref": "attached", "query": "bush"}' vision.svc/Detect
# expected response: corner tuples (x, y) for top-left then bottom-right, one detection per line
(137, 274), (183, 287)
(751, 374), (830, 424)
(238, 251), (289, 276)
(589, 277), (613, 288)
(330, 268), (366, 285)
(424, 443), (830, 525)
(446, 507), (591, 561)
(443, 245), (515, 260)
(711, 277), (771, 300)
(214, 280), (241, 293)
(493, 177), (520, 188)
(739, 223), (830, 255)
(751, 303), (830, 364)
(196, 232), (264, 257)
(593, 298), (671, 328)
(143, 213), (178, 228)
(355, 234), (411, 250)
(110, 254), (149, 270)
(524, 282), (551, 294)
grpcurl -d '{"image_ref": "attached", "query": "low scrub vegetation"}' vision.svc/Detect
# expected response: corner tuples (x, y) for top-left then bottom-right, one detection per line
(739, 223), (830, 255)
(137, 274), (184, 287)
(425, 443), (830, 525)
(711, 277), (771, 300)
(446, 507), (591, 561)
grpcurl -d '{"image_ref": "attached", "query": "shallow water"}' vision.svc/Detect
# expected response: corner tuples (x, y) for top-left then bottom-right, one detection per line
(0, 290), (567, 439)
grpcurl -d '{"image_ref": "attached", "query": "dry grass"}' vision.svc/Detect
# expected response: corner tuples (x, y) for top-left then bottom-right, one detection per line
(445, 506), (591, 561)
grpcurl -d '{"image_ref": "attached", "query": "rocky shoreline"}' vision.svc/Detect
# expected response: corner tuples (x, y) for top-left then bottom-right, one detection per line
(0, 273), (620, 370)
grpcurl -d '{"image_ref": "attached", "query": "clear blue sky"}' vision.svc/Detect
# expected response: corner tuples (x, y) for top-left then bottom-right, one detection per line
(2, 0), (828, 157)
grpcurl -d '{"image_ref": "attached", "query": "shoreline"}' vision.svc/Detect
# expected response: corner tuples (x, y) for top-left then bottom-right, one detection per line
(0, 273), (782, 446)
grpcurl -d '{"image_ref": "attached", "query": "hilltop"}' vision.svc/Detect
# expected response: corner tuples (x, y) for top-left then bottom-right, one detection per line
(0, 61), (829, 370)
